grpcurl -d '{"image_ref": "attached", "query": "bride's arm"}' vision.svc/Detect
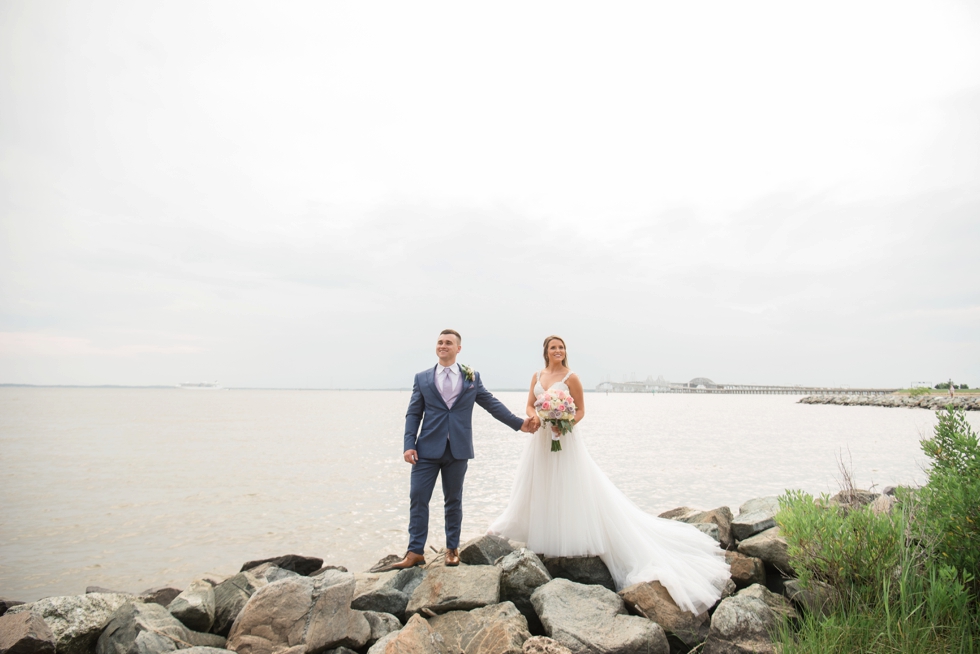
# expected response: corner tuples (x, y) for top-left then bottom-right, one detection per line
(526, 375), (541, 431)
(566, 374), (586, 425)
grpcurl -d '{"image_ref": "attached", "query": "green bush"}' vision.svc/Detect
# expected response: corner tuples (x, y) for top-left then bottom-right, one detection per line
(777, 490), (902, 604)
(917, 406), (980, 591)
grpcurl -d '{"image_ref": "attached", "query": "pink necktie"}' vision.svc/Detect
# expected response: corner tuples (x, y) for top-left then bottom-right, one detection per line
(441, 369), (453, 406)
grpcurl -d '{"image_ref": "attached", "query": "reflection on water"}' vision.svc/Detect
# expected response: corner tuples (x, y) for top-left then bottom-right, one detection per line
(1, 387), (973, 601)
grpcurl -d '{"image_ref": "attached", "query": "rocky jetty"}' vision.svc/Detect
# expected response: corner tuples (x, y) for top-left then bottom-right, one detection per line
(3, 491), (884, 654)
(799, 394), (979, 411)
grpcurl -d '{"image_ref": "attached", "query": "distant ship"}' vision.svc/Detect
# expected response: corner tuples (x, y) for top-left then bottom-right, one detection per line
(176, 381), (222, 390)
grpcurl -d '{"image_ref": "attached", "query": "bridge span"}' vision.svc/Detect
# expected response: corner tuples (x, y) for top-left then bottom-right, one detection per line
(595, 377), (897, 396)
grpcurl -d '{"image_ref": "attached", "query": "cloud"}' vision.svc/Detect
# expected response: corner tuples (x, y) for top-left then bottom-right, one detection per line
(0, 332), (206, 358)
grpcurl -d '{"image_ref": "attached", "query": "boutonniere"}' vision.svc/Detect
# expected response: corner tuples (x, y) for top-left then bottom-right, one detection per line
(460, 364), (476, 382)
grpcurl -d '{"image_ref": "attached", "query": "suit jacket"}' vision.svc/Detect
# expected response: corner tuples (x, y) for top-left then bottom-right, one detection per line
(404, 365), (524, 459)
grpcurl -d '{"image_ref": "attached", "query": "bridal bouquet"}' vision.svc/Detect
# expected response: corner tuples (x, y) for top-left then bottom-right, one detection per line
(534, 389), (576, 452)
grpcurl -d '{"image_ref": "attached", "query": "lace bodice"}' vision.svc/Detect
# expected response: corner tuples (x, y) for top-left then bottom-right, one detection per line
(534, 370), (574, 395)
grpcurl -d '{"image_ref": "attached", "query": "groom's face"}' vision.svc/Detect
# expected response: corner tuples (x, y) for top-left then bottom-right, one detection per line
(436, 334), (461, 361)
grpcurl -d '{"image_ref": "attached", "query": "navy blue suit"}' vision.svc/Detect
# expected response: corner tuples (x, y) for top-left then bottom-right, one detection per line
(403, 365), (524, 553)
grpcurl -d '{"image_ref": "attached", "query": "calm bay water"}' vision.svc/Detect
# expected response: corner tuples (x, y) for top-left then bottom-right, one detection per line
(2, 387), (976, 601)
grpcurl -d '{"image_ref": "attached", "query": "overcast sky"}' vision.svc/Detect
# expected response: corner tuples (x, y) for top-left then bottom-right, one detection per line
(1, 1), (978, 390)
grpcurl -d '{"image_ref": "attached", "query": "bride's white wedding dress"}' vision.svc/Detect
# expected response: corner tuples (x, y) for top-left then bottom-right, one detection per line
(488, 371), (731, 616)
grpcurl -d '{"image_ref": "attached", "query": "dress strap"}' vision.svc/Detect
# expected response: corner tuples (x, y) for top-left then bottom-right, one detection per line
(561, 371), (574, 383)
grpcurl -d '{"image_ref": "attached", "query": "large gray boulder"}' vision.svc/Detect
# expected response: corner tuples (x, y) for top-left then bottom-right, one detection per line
(530, 578), (668, 654)
(366, 614), (451, 654)
(225, 570), (369, 654)
(361, 612), (401, 649)
(538, 557), (614, 592)
(703, 584), (797, 654)
(405, 566), (501, 618)
(7, 593), (135, 654)
(209, 564), (295, 637)
(427, 602), (529, 654)
(96, 602), (226, 654)
(352, 567), (425, 621)
(731, 497), (780, 542)
(618, 580), (709, 651)
(724, 552), (766, 589)
(168, 581), (216, 633)
(659, 506), (735, 550)
(497, 549), (552, 632)
(0, 610), (56, 654)
(459, 535), (515, 566)
(736, 528), (793, 576)
(239, 555), (323, 577)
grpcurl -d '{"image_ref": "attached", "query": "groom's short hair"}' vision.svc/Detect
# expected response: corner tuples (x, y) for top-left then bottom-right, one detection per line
(440, 329), (461, 344)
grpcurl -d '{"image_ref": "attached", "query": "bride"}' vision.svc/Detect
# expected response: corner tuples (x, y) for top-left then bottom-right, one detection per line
(488, 335), (731, 616)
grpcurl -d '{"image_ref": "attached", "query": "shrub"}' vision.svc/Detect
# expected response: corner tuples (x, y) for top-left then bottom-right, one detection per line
(916, 405), (980, 591)
(777, 490), (902, 604)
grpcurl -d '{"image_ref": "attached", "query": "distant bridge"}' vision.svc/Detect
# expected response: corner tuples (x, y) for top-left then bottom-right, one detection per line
(595, 377), (897, 396)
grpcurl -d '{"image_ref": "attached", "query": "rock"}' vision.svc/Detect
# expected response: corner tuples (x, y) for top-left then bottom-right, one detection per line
(0, 610), (56, 654)
(531, 578), (669, 654)
(0, 601), (24, 618)
(703, 584), (796, 654)
(226, 570), (369, 654)
(731, 497), (780, 542)
(405, 566), (501, 618)
(427, 602), (529, 654)
(139, 588), (184, 608)
(538, 557), (615, 592)
(309, 566), (348, 577)
(695, 523), (721, 543)
(366, 614), (451, 654)
(168, 580), (216, 632)
(724, 552), (766, 589)
(660, 507), (735, 550)
(85, 587), (132, 596)
(459, 535), (515, 566)
(521, 636), (573, 654)
(497, 549), (551, 633)
(720, 579), (737, 600)
(7, 593), (135, 654)
(96, 602), (226, 654)
(174, 649), (232, 654)
(871, 494), (896, 515)
(240, 555), (324, 577)
(619, 580), (709, 651)
(783, 579), (838, 618)
(737, 527), (793, 576)
(324, 649), (359, 654)
(361, 612), (401, 648)
(243, 564), (298, 585)
(352, 567), (425, 622)
(368, 555), (404, 574)
(828, 490), (879, 509)
(210, 572), (266, 637)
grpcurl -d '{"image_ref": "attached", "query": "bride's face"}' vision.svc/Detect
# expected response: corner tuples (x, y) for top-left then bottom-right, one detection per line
(547, 339), (566, 364)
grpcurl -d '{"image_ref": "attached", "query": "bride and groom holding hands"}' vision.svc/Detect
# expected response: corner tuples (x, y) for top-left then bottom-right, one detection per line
(389, 329), (730, 616)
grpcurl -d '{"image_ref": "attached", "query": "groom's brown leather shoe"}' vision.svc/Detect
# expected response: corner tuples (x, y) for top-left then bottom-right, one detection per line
(388, 551), (426, 570)
(445, 548), (460, 567)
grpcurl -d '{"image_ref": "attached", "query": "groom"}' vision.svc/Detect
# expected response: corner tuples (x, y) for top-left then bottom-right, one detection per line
(390, 329), (530, 569)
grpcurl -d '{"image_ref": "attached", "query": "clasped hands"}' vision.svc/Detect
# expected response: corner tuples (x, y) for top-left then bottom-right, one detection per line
(520, 416), (542, 433)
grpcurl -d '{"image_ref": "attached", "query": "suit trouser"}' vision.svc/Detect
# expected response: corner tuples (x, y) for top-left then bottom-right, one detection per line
(408, 444), (468, 554)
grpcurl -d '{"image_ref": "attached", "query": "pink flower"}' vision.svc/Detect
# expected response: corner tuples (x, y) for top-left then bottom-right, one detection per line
(542, 401), (551, 410)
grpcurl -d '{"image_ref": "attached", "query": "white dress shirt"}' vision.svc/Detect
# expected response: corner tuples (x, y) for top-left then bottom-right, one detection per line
(437, 363), (461, 393)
